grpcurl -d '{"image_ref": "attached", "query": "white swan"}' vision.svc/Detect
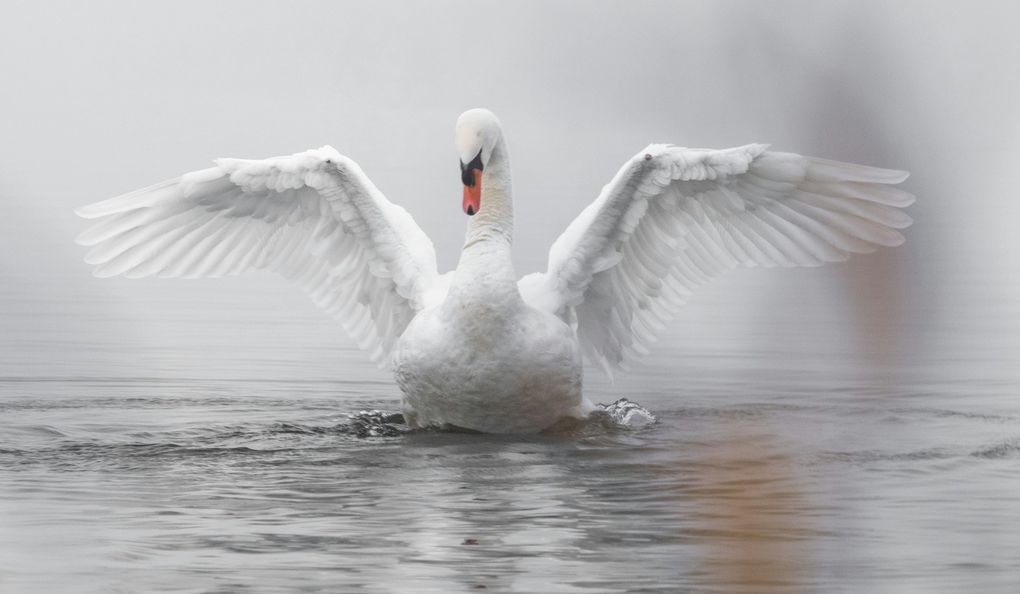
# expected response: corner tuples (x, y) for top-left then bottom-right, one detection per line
(77, 108), (913, 433)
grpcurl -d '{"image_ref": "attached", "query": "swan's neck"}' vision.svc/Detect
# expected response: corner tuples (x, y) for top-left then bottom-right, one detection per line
(465, 138), (513, 247)
(451, 137), (518, 301)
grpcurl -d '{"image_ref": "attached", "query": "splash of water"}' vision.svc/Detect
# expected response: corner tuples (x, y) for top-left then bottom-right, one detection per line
(596, 398), (657, 428)
(342, 398), (656, 437)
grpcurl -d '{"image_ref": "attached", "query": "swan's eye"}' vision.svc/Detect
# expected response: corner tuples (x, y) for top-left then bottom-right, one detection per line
(325, 159), (332, 164)
(644, 154), (652, 161)
(460, 148), (484, 186)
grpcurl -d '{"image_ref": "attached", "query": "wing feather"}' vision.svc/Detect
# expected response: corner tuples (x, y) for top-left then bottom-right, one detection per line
(77, 146), (441, 365)
(520, 143), (913, 376)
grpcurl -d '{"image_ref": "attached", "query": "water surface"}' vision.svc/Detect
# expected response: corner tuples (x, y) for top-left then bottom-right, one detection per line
(2, 267), (1019, 592)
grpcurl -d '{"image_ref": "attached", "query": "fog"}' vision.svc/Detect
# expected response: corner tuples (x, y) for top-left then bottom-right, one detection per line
(1, 0), (1017, 379)
(3, 3), (1020, 591)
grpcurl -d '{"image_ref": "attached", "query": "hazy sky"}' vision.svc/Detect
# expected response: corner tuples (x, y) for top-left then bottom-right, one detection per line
(1, 1), (1018, 370)
(1, 1), (1015, 267)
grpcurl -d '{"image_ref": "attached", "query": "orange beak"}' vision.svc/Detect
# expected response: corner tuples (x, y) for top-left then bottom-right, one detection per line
(463, 169), (482, 216)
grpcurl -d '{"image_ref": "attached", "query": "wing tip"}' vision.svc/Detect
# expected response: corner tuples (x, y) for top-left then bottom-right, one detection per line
(884, 169), (910, 184)
(92, 265), (117, 279)
(807, 158), (911, 185)
(894, 211), (914, 229)
(886, 229), (907, 247)
(75, 204), (105, 219)
(896, 189), (917, 208)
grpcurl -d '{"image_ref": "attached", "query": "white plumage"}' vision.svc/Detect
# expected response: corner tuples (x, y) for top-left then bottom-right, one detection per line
(518, 142), (912, 377)
(77, 109), (913, 433)
(77, 147), (444, 364)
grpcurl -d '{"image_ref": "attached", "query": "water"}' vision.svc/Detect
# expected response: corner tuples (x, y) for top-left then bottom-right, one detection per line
(2, 264), (1019, 593)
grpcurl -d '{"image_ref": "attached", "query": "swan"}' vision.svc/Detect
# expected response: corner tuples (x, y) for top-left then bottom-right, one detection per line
(76, 108), (913, 433)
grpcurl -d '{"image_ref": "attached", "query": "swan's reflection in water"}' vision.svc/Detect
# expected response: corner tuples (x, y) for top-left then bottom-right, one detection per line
(362, 419), (814, 592)
(364, 432), (598, 591)
(4, 375), (1020, 592)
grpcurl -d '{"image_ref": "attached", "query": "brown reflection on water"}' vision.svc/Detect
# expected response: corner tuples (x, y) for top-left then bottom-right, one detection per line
(690, 428), (813, 593)
(846, 252), (911, 367)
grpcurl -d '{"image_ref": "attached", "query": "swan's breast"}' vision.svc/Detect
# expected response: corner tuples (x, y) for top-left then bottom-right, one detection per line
(391, 304), (583, 433)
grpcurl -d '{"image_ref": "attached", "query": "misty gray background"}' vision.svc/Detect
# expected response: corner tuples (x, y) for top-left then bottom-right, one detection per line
(1, 1), (1018, 379)
(3, 2), (1020, 592)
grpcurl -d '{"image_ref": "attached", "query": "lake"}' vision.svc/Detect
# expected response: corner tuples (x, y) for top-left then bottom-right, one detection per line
(1, 258), (1018, 592)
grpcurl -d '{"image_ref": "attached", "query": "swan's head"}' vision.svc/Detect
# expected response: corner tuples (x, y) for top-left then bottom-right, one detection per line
(455, 108), (502, 216)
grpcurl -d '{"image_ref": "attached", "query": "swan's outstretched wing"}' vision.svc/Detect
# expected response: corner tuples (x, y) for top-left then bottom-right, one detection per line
(77, 146), (443, 364)
(519, 143), (913, 376)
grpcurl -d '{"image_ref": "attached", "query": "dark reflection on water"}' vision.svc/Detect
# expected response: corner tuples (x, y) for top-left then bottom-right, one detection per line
(2, 271), (1020, 592)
